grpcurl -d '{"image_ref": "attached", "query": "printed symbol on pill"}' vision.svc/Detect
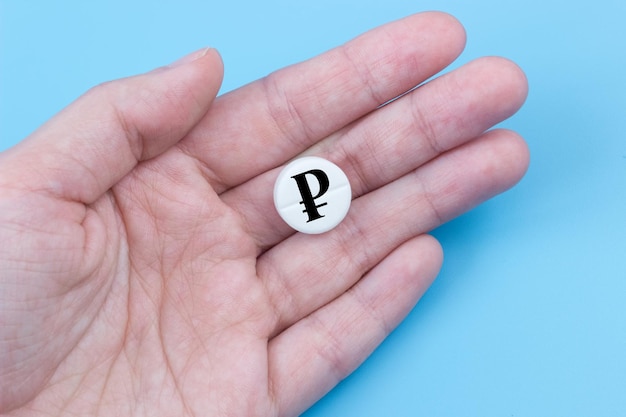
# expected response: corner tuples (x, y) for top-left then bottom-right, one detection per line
(291, 169), (329, 222)
(274, 157), (351, 234)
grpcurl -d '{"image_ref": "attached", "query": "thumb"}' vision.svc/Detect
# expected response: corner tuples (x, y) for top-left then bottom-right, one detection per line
(0, 48), (223, 204)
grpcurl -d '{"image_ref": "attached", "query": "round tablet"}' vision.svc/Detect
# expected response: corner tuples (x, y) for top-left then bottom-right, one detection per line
(273, 156), (352, 234)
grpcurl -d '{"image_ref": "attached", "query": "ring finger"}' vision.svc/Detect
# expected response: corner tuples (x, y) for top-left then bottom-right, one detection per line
(261, 128), (529, 335)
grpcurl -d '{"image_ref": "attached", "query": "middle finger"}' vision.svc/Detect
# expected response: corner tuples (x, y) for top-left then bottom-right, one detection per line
(221, 57), (528, 249)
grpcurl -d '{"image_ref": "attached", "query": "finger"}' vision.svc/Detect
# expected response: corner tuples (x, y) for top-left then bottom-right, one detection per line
(261, 129), (529, 335)
(179, 12), (466, 190)
(0, 48), (224, 204)
(268, 234), (443, 417)
(222, 57), (528, 249)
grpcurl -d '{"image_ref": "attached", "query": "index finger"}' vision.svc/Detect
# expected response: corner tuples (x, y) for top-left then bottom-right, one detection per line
(178, 12), (466, 192)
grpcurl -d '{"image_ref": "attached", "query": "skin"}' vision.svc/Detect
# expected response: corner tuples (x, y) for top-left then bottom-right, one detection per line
(0, 12), (529, 417)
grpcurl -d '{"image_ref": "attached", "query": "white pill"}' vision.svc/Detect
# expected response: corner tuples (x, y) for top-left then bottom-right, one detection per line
(273, 156), (351, 234)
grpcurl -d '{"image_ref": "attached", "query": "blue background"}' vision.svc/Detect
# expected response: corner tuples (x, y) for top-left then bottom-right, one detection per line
(1, 1), (625, 415)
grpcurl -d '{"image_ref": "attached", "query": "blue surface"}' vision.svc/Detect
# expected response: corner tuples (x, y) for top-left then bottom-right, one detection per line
(2, 1), (625, 415)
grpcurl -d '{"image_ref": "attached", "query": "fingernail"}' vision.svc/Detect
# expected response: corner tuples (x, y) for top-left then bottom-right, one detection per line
(168, 47), (212, 68)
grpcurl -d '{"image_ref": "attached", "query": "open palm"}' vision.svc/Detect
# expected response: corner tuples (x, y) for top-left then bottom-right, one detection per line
(0, 13), (529, 417)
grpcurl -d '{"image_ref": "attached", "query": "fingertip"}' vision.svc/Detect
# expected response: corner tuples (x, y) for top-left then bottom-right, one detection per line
(193, 47), (225, 85)
(396, 11), (466, 66)
(475, 56), (529, 114)
(494, 56), (528, 106)
(422, 10), (468, 54)
(403, 234), (444, 289)
(478, 128), (531, 193)
(422, 233), (445, 275)
(165, 47), (224, 96)
(499, 128), (531, 182)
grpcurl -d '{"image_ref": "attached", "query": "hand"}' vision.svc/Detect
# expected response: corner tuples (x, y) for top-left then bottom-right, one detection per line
(0, 12), (528, 417)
